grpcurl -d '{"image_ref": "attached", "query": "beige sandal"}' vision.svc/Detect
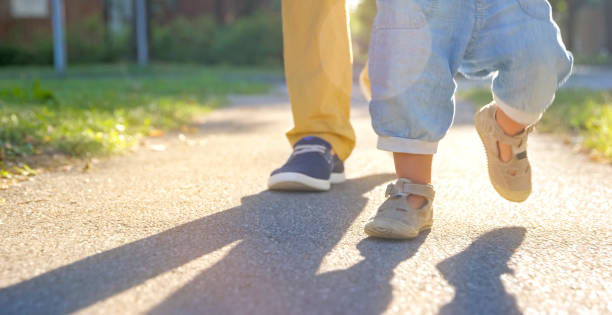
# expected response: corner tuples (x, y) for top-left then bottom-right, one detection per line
(474, 103), (534, 202)
(364, 178), (435, 239)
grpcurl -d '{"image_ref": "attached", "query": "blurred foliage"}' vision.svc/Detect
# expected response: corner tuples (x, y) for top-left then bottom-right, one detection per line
(460, 89), (612, 159)
(350, 0), (376, 65)
(210, 13), (282, 65)
(152, 16), (218, 63)
(151, 12), (282, 65)
(149, 0), (280, 24)
(548, 0), (605, 14)
(0, 65), (271, 158)
(0, 38), (53, 66)
(0, 7), (281, 66)
(540, 89), (612, 158)
(66, 16), (131, 64)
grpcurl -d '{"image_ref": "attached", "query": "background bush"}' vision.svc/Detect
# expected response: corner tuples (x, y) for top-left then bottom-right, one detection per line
(151, 16), (217, 63)
(209, 13), (282, 65)
(66, 16), (131, 64)
(0, 12), (282, 67)
(152, 12), (282, 65)
(0, 40), (53, 66)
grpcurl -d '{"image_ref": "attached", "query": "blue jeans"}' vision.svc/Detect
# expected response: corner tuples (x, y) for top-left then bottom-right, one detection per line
(369, 0), (573, 154)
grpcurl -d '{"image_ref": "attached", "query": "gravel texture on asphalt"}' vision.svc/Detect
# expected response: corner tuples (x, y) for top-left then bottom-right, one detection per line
(1, 86), (610, 315)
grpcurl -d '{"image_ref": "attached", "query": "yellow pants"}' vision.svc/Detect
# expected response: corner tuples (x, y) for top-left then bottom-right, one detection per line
(282, 0), (369, 161)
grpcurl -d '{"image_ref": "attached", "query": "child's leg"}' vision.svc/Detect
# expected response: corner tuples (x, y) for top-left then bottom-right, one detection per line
(464, 0), (573, 201)
(394, 153), (432, 208)
(475, 1), (572, 124)
(364, 0), (474, 239)
(368, 0), (475, 165)
(496, 109), (529, 163)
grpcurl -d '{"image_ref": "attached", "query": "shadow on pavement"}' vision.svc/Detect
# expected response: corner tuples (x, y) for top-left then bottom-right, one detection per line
(437, 227), (526, 315)
(150, 231), (428, 315)
(1, 173), (428, 315)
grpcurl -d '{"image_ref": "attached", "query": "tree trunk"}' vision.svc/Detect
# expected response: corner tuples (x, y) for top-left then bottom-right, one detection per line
(605, 0), (612, 53)
(131, 0), (150, 62)
(131, 0), (137, 61)
(102, 0), (111, 46)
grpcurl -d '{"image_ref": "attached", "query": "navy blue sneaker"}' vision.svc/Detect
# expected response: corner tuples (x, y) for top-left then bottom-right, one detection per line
(268, 136), (346, 191)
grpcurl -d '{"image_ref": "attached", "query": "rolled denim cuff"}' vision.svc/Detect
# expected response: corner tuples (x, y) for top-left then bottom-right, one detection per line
(377, 136), (438, 154)
(493, 95), (543, 126)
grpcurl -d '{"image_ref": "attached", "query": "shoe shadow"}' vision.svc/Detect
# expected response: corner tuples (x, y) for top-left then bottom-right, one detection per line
(436, 227), (526, 315)
(0, 174), (397, 315)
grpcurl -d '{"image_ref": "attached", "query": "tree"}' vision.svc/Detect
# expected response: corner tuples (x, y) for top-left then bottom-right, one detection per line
(550, 0), (587, 50)
(605, 0), (612, 53)
(549, 0), (608, 51)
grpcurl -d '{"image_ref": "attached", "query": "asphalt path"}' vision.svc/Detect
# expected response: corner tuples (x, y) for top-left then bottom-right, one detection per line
(1, 86), (610, 314)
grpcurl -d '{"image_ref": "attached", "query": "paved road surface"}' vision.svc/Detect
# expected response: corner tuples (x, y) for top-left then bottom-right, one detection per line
(1, 86), (610, 314)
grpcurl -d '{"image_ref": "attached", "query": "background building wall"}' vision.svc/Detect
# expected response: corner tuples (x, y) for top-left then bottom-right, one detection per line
(0, 0), (104, 44)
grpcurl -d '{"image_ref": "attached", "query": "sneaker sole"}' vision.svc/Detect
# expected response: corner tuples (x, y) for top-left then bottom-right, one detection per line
(474, 111), (531, 203)
(267, 172), (345, 191)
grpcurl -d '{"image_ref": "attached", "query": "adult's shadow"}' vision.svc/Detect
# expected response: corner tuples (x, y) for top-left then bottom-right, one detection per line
(436, 227), (526, 315)
(0, 174), (393, 315)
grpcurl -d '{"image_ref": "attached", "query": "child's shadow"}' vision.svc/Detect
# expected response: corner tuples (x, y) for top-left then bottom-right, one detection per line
(151, 231), (428, 314)
(1, 174), (403, 315)
(298, 234), (429, 314)
(149, 173), (427, 314)
(437, 227), (526, 315)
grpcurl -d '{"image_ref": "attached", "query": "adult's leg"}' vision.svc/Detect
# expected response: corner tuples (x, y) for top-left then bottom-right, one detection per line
(281, 0), (355, 161)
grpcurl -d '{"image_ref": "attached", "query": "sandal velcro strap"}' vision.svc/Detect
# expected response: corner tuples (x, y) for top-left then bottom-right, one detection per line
(490, 123), (524, 147)
(487, 105), (534, 148)
(385, 178), (435, 200)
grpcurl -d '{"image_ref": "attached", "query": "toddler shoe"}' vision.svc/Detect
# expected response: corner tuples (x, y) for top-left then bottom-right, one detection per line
(364, 178), (434, 239)
(474, 103), (534, 202)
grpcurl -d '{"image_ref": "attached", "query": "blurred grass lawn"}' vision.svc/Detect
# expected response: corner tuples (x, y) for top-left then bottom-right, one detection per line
(0, 64), (278, 164)
(459, 89), (612, 159)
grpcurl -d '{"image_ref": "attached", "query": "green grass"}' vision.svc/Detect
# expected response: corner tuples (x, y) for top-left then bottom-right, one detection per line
(459, 88), (612, 159)
(0, 64), (277, 161)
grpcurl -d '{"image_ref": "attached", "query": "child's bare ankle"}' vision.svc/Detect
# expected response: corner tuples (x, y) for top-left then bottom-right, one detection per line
(494, 108), (528, 163)
(393, 152), (433, 184)
(495, 107), (526, 136)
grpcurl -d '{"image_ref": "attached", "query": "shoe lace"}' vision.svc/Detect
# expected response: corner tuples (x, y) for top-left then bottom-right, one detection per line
(291, 144), (327, 157)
